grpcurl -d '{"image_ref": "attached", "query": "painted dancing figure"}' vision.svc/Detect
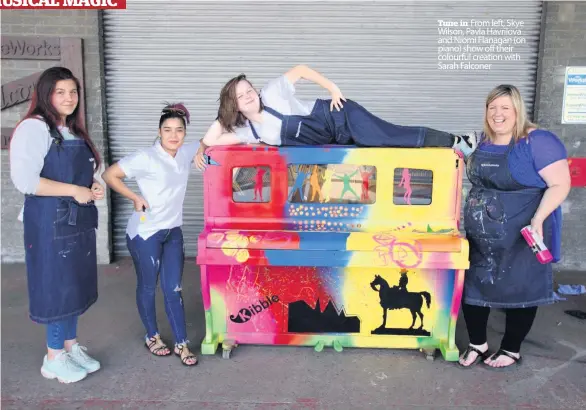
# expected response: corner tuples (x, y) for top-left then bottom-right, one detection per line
(253, 167), (266, 201)
(309, 165), (323, 202)
(360, 167), (374, 201)
(289, 165), (310, 201)
(399, 168), (413, 205)
(335, 169), (359, 200)
(321, 167), (336, 203)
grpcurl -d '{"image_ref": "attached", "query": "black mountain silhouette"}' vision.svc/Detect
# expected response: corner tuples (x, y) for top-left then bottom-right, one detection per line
(287, 299), (360, 333)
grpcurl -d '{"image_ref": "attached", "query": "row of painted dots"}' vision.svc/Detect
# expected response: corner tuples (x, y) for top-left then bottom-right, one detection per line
(294, 220), (363, 229)
(289, 205), (364, 218)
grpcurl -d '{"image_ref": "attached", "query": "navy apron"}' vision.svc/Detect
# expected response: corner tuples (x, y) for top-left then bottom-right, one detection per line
(250, 99), (425, 147)
(23, 130), (98, 324)
(463, 138), (555, 308)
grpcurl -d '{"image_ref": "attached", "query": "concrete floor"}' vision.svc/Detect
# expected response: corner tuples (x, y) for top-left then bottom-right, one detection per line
(2, 260), (585, 410)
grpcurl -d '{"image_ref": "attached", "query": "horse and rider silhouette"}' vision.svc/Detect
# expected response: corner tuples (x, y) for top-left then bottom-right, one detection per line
(370, 271), (432, 333)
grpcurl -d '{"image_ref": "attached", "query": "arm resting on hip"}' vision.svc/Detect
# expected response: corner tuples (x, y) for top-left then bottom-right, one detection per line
(101, 163), (141, 203)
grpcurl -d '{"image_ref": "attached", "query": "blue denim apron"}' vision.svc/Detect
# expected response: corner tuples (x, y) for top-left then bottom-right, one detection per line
(463, 138), (555, 308)
(250, 99), (425, 147)
(23, 131), (98, 324)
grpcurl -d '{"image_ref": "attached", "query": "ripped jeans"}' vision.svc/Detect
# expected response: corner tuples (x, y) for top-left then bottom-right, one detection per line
(126, 227), (188, 345)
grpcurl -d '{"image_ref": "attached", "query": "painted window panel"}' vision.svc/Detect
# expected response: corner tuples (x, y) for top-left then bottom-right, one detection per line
(232, 166), (271, 203)
(287, 164), (377, 204)
(393, 168), (433, 205)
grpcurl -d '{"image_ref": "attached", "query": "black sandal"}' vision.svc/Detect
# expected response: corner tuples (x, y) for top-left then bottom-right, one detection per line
(145, 336), (171, 357)
(175, 344), (198, 366)
(457, 345), (489, 369)
(483, 348), (522, 371)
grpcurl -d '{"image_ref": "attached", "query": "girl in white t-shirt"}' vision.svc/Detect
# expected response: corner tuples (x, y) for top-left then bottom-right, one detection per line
(195, 64), (476, 168)
(102, 104), (199, 366)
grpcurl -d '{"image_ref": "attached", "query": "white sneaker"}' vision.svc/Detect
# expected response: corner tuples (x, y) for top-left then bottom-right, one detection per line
(455, 131), (478, 159)
(41, 351), (87, 383)
(69, 343), (101, 373)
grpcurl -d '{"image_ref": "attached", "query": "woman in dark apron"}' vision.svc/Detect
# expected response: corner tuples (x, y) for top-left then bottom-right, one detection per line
(457, 85), (571, 370)
(194, 64), (477, 169)
(10, 67), (103, 383)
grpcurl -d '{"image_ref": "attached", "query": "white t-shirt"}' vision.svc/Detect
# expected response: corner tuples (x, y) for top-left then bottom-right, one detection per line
(10, 118), (79, 195)
(10, 118), (80, 221)
(234, 75), (316, 146)
(118, 140), (200, 240)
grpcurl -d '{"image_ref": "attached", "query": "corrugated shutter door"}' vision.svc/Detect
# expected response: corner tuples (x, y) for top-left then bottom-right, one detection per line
(103, 1), (542, 257)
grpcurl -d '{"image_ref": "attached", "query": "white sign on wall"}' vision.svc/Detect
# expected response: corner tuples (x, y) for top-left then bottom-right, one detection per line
(562, 66), (586, 124)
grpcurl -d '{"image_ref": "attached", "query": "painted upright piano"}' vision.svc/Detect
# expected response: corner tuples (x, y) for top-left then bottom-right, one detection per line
(197, 145), (469, 361)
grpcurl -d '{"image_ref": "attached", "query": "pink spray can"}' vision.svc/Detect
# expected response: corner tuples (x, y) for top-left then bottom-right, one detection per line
(520, 225), (553, 264)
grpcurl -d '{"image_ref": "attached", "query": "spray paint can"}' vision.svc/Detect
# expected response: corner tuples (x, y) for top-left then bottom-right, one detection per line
(140, 205), (147, 223)
(520, 225), (553, 264)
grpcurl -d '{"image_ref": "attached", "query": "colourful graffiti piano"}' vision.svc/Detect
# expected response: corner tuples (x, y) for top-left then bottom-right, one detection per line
(197, 145), (469, 361)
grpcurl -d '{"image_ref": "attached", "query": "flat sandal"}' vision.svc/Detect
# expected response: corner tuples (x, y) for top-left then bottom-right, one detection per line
(483, 348), (523, 371)
(174, 344), (198, 366)
(145, 335), (171, 357)
(457, 345), (489, 369)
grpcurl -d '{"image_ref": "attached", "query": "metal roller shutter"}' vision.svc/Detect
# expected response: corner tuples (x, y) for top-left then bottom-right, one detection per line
(103, 1), (542, 257)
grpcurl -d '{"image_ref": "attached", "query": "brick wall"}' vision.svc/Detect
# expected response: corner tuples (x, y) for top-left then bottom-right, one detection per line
(1, 10), (111, 264)
(534, 2), (586, 271)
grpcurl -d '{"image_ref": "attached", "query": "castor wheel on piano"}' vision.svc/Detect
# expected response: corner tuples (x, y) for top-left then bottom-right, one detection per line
(222, 339), (237, 359)
(422, 348), (436, 361)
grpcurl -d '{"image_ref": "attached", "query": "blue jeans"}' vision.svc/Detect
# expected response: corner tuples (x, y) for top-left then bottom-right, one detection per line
(46, 316), (78, 349)
(126, 227), (188, 345)
(280, 99), (443, 148)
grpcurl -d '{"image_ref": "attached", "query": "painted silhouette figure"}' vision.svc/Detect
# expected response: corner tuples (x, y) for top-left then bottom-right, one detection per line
(289, 165), (311, 201)
(370, 273), (431, 331)
(397, 269), (408, 291)
(253, 167), (266, 201)
(360, 167), (374, 201)
(398, 168), (413, 205)
(321, 167), (336, 203)
(309, 165), (323, 202)
(334, 169), (359, 200)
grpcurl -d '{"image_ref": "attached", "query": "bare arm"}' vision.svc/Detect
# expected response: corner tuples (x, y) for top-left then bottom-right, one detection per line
(202, 120), (242, 147)
(531, 159), (571, 236)
(102, 163), (148, 211)
(284, 65), (346, 111)
(285, 64), (336, 90)
(194, 121), (244, 170)
(33, 178), (93, 203)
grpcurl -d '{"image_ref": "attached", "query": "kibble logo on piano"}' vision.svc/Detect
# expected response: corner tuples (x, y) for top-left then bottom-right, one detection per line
(229, 295), (280, 324)
(0, 0), (126, 9)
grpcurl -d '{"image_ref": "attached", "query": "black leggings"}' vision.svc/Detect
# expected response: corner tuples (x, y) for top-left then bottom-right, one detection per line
(462, 303), (538, 353)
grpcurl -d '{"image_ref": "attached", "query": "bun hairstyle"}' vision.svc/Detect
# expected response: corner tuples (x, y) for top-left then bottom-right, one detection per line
(159, 102), (190, 128)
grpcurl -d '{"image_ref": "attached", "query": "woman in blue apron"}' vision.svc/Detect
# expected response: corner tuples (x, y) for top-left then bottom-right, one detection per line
(457, 85), (571, 370)
(194, 64), (477, 168)
(10, 67), (104, 383)
(101, 104), (199, 367)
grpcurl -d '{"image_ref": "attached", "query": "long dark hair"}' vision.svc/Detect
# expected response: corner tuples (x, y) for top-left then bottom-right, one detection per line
(19, 66), (101, 170)
(216, 74), (264, 132)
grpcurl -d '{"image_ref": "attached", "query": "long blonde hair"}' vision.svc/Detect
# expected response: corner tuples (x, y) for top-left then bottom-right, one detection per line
(483, 84), (538, 143)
